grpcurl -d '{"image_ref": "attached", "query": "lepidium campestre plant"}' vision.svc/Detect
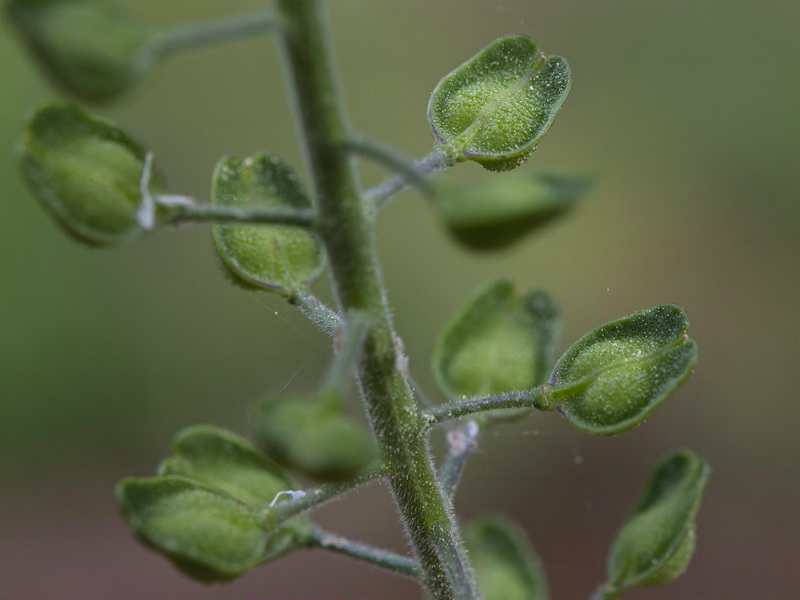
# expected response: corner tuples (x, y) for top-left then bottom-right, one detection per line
(6, 1), (711, 598)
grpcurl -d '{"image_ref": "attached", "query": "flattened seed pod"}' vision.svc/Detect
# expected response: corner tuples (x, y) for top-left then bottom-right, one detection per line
(428, 35), (571, 171)
(19, 102), (162, 246)
(212, 153), (324, 294)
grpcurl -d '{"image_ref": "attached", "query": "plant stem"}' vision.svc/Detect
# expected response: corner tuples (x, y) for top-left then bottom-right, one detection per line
(307, 526), (423, 579)
(165, 203), (316, 227)
(440, 421), (480, 500)
(275, 2), (481, 598)
(364, 147), (454, 209)
(153, 9), (280, 57)
(342, 136), (435, 198)
(424, 387), (547, 428)
(288, 290), (342, 335)
(269, 465), (388, 524)
(323, 310), (371, 390)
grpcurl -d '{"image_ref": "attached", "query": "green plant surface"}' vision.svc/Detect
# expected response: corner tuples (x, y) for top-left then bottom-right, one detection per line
(2, 2), (729, 599)
(6, 0), (156, 101)
(546, 304), (698, 435)
(428, 35), (571, 171)
(433, 173), (590, 250)
(18, 101), (160, 245)
(465, 515), (548, 600)
(596, 451), (711, 599)
(156, 425), (297, 507)
(116, 476), (270, 582)
(433, 280), (560, 400)
(253, 389), (378, 482)
(211, 152), (324, 294)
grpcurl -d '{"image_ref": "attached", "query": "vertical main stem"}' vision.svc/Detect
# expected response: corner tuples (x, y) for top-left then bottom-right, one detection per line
(275, 2), (480, 599)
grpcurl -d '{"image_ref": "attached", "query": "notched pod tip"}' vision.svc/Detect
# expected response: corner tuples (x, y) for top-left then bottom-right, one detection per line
(428, 35), (571, 172)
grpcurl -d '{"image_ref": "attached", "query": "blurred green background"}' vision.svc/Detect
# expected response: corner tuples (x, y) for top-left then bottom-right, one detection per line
(1, 0), (798, 598)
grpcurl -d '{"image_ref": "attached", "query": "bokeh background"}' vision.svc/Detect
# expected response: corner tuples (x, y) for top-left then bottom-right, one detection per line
(1, 0), (798, 598)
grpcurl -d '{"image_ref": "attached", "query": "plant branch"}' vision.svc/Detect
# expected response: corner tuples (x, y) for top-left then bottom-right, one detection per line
(424, 388), (547, 428)
(275, 2), (481, 598)
(324, 310), (371, 390)
(269, 465), (388, 525)
(440, 420), (480, 500)
(165, 203), (316, 227)
(307, 526), (423, 579)
(153, 9), (281, 57)
(364, 147), (454, 209)
(288, 290), (342, 335)
(342, 136), (435, 199)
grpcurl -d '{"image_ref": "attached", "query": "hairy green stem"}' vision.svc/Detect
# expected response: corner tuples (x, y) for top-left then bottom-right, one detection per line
(323, 310), (371, 390)
(275, 2), (481, 598)
(269, 465), (388, 524)
(342, 136), (435, 198)
(165, 203), (316, 227)
(307, 526), (423, 579)
(425, 387), (547, 428)
(440, 421), (480, 500)
(288, 290), (342, 335)
(154, 9), (280, 57)
(364, 147), (454, 209)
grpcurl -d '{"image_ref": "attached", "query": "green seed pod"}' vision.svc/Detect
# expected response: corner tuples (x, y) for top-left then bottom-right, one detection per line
(465, 515), (548, 600)
(428, 35), (571, 171)
(19, 102), (161, 246)
(157, 425), (297, 508)
(546, 304), (698, 435)
(116, 476), (269, 583)
(434, 173), (590, 250)
(212, 153), (324, 295)
(434, 280), (560, 400)
(7, 0), (156, 102)
(253, 389), (378, 482)
(599, 451), (710, 598)
(120, 426), (313, 582)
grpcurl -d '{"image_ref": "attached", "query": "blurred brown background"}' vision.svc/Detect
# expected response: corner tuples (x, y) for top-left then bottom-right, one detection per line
(1, 0), (798, 598)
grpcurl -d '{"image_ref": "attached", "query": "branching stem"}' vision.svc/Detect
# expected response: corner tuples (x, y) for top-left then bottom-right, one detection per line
(275, 2), (481, 598)
(343, 136), (435, 199)
(323, 310), (371, 390)
(288, 290), (342, 335)
(154, 9), (281, 57)
(424, 387), (548, 428)
(440, 420), (481, 500)
(364, 147), (454, 209)
(307, 526), (423, 579)
(269, 465), (388, 525)
(165, 203), (316, 227)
